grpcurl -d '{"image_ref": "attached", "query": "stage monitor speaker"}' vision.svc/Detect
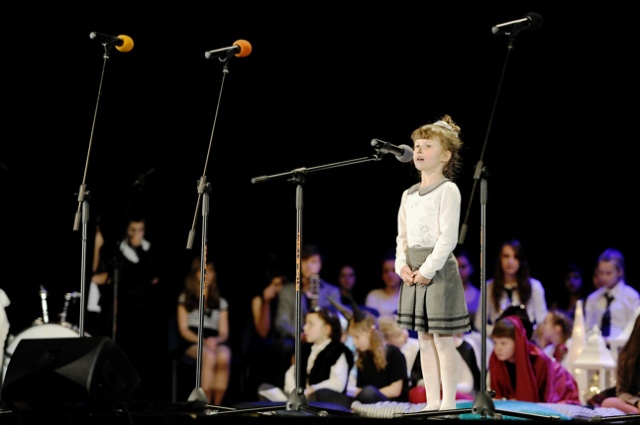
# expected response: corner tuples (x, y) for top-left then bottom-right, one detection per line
(1, 336), (140, 411)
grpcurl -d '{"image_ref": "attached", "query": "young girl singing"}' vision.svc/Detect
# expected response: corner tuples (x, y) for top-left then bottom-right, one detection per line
(395, 115), (471, 414)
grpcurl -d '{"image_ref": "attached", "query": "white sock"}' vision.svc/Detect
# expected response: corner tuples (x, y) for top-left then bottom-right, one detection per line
(418, 332), (440, 411)
(434, 334), (458, 411)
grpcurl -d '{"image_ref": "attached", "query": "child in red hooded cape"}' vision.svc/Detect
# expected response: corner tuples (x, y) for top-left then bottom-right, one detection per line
(489, 315), (580, 404)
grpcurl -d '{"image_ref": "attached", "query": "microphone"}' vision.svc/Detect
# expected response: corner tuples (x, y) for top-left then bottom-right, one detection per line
(89, 32), (134, 52)
(371, 139), (414, 163)
(491, 12), (543, 35)
(204, 39), (252, 60)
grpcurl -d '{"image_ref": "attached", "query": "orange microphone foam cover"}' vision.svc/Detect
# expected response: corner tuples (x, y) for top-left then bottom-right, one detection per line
(233, 40), (252, 57)
(116, 35), (134, 53)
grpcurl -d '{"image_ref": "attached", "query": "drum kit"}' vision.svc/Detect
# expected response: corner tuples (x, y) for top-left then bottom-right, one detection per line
(1, 286), (89, 382)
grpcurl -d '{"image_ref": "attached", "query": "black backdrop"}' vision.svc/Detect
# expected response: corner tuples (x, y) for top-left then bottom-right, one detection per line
(1, 3), (638, 402)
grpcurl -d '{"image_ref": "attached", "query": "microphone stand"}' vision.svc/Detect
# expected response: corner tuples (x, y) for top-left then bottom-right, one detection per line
(214, 152), (389, 417)
(184, 176), (214, 405)
(181, 50), (238, 411)
(72, 38), (121, 339)
(401, 24), (559, 421)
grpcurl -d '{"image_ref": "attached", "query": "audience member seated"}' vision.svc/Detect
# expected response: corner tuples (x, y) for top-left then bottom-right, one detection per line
(537, 308), (573, 369)
(337, 264), (361, 306)
(365, 251), (402, 319)
(550, 262), (592, 320)
(378, 315), (420, 387)
(274, 244), (345, 388)
(176, 258), (231, 405)
(489, 315), (580, 404)
(476, 239), (548, 336)
(584, 248), (640, 345)
(314, 307), (409, 409)
(242, 265), (286, 400)
(258, 307), (354, 402)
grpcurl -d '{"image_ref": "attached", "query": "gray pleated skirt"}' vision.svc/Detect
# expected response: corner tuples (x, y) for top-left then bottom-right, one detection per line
(397, 246), (471, 334)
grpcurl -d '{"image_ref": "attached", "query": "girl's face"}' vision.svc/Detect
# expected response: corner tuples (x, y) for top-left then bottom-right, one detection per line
(265, 276), (285, 297)
(349, 327), (372, 352)
(303, 313), (330, 344)
(413, 138), (450, 173)
(339, 266), (356, 291)
(381, 259), (401, 289)
(196, 263), (216, 288)
(492, 336), (516, 362)
(564, 271), (583, 293)
(500, 245), (520, 276)
(457, 255), (473, 283)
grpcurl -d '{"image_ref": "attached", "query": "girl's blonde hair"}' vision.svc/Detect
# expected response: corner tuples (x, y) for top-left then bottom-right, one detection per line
(410, 114), (463, 180)
(348, 311), (388, 371)
(547, 309), (573, 342)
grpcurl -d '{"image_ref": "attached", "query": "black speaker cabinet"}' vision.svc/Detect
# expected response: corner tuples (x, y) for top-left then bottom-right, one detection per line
(1, 336), (140, 411)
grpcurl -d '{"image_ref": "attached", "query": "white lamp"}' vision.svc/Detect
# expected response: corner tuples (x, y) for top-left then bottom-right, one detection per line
(566, 300), (586, 371)
(573, 325), (617, 404)
(566, 299), (587, 402)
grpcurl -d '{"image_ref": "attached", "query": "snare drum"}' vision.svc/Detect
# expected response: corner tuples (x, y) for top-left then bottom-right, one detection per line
(2, 323), (81, 381)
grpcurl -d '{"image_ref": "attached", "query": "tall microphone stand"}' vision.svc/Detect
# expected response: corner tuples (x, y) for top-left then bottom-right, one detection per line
(401, 19), (558, 421)
(214, 152), (389, 417)
(182, 50), (238, 411)
(72, 37), (123, 339)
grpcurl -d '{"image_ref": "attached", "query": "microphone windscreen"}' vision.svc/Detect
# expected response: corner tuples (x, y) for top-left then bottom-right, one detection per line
(116, 35), (134, 52)
(233, 39), (252, 57)
(525, 12), (543, 31)
(395, 145), (414, 163)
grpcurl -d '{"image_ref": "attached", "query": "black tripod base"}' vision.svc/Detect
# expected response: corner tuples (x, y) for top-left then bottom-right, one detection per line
(211, 390), (353, 417)
(399, 406), (472, 419)
(185, 387), (235, 411)
(210, 403), (328, 417)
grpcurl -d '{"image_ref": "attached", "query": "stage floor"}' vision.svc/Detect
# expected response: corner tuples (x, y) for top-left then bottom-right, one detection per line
(0, 401), (573, 424)
(4, 401), (638, 424)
